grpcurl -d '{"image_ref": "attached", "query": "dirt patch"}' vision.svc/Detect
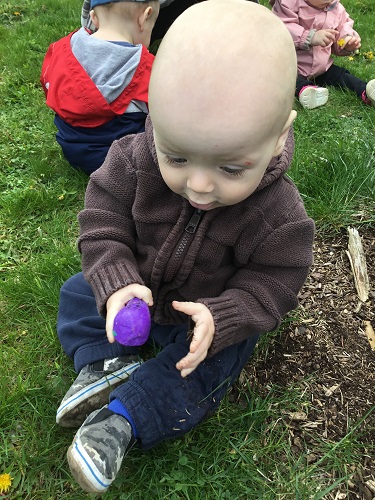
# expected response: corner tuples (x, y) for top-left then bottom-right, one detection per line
(244, 230), (375, 499)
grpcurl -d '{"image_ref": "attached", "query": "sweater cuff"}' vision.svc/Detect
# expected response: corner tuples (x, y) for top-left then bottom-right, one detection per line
(87, 262), (144, 316)
(198, 295), (242, 355)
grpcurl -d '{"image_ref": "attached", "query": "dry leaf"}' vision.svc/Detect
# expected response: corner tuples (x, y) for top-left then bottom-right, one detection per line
(285, 411), (307, 421)
(364, 321), (375, 350)
(300, 421), (323, 428)
(365, 480), (375, 493)
(325, 383), (340, 396)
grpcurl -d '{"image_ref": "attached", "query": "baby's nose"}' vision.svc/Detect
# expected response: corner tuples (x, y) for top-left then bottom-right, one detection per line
(186, 170), (214, 193)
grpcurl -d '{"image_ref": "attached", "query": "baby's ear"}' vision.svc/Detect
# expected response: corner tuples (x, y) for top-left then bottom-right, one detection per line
(139, 6), (154, 31)
(272, 110), (297, 157)
(89, 9), (99, 29)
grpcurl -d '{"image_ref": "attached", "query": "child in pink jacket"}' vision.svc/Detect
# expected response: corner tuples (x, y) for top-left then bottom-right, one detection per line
(271, 0), (375, 109)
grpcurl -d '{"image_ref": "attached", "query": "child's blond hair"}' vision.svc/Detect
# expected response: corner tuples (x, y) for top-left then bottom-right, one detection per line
(93, 1), (158, 22)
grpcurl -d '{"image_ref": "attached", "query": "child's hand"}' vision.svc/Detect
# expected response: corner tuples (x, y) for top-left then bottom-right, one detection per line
(343, 35), (361, 52)
(311, 29), (339, 47)
(106, 284), (153, 343)
(173, 301), (215, 378)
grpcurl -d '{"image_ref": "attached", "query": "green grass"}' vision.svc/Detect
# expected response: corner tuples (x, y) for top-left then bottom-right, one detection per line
(0, 0), (374, 497)
(292, 96), (375, 232)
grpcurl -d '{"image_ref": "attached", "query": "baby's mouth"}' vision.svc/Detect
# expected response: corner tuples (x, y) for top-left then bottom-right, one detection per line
(188, 199), (216, 210)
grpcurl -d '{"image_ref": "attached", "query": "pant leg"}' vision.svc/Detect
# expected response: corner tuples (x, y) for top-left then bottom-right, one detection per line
(110, 324), (259, 449)
(57, 273), (139, 373)
(316, 63), (366, 98)
(296, 73), (316, 96)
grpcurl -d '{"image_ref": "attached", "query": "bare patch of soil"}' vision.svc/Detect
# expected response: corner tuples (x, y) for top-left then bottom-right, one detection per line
(245, 231), (375, 499)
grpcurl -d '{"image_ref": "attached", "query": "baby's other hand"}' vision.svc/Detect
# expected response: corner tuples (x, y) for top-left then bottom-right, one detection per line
(173, 301), (215, 378)
(106, 284), (153, 343)
(312, 29), (339, 47)
(344, 35), (361, 52)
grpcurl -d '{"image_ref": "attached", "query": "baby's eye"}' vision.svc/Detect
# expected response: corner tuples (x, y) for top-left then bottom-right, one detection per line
(164, 155), (187, 165)
(220, 165), (245, 177)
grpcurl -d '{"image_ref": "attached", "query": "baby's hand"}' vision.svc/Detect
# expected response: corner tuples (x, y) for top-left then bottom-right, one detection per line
(173, 301), (215, 378)
(106, 284), (153, 343)
(312, 29), (339, 47)
(343, 35), (361, 52)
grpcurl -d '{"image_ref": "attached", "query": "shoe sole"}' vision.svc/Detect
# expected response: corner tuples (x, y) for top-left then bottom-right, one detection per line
(366, 80), (375, 105)
(56, 362), (141, 428)
(299, 87), (328, 110)
(67, 440), (110, 493)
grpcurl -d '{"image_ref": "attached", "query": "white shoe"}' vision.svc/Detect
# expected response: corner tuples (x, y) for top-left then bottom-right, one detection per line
(299, 86), (329, 110)
(365, 79), (375, 106)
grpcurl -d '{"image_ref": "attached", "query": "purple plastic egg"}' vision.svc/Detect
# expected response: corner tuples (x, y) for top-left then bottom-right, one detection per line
(113, 298), (151, 346)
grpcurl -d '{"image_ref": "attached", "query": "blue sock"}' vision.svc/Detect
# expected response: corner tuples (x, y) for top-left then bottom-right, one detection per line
(108, 398), (139, 439)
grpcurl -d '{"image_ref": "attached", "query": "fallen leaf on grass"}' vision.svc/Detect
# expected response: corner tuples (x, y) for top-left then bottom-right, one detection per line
(284, 411), (307, 421)
(300, 421), (323, 428)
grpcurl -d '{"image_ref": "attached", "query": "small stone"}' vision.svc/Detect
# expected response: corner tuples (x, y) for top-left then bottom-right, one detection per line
(306, 453), (318, 464)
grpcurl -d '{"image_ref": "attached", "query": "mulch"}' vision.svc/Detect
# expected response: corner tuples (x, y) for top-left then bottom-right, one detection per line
(243, 229), (375, 499)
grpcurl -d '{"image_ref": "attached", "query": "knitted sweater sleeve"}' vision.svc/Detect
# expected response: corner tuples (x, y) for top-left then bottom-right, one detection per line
(78, 138), (144, 315)
(199, 180), (315, 357)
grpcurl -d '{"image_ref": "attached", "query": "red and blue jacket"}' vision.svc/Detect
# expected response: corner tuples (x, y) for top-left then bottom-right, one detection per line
(41, 29), (154, 174)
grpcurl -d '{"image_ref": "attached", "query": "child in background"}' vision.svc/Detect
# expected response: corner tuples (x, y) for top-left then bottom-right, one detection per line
(41, 0), (159, 174)
(82, 0), (176, 37)
(81, 0), (260, 40)
(56, 0), (315, 493)
(271, 0), (375, 109)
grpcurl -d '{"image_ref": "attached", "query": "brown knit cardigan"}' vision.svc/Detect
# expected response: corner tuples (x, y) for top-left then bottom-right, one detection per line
(78, 117), (315, 357)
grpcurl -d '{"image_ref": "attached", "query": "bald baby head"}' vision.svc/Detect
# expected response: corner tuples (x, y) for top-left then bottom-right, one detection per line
(149, 1), (298, 210)
(149, 0), (297, 144)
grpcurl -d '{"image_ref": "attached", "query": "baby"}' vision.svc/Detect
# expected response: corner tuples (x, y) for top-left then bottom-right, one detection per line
(56, 0), (315, 493)
(271, 0), (375, 109)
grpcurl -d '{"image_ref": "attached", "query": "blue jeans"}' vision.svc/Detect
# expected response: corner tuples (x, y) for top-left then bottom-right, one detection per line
(57, 273), (259, 449)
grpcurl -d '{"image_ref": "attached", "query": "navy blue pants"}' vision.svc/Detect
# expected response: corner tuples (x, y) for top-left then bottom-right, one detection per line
(296, 63), (367, 99)
(57, 273), (259, 449)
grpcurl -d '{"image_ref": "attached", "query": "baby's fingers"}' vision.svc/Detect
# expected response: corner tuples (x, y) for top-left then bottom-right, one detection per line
(176, 349), (206, 378)
(180, 365), (198, 378)
(172, 300), (201, 318)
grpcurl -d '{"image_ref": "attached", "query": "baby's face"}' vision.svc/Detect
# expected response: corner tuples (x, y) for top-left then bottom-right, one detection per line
(154, 121), (280, 210)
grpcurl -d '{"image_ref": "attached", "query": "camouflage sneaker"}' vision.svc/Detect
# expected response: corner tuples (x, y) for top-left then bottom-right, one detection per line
(67, 406), (134, 493)
(56, 356), (142, 428)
